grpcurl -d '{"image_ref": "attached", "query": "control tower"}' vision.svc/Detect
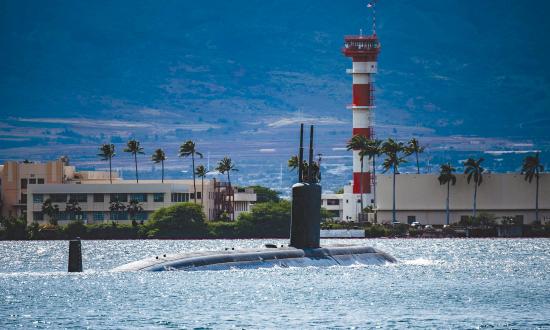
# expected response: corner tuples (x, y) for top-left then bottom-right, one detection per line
(342, 32), (380, 209)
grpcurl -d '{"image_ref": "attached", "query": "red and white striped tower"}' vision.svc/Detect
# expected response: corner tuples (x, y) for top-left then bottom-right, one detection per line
(342, 31), (380, 206)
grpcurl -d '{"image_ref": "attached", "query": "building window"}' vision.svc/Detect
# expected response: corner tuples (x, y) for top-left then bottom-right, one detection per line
(93, 194), (104, 203)
(130, 193), (147, 202)
(49, 194), (67, 203)
(407, 216), (416, 224)
(327, 199), (340, 206)
(514, 215), (524, 225)
(110, 193), (128, 203)
(93, 212), (104, 221)
(153, 193), (164, 202)
(33, 194), (44, 203)
(33, 211), (44, 221)
(20, 193), (27, 204)
(37, 178), (45, 184)
(197, 192), (202, 200)
(21, 178), (28, 189)
(29, 178), (36, 184)
(70, 194), (88, 203)
(111, 211), (128, 220)
(58, 211), (68, 221)
(171, 193), (190, 203)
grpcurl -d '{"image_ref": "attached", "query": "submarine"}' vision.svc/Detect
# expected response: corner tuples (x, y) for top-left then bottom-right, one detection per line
(113, 124), (396, 272)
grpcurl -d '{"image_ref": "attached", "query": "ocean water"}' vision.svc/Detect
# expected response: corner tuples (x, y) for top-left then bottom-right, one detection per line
(0, 239), (549, 329)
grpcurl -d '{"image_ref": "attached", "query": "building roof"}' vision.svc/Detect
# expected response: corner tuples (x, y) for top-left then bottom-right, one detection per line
(27, 183), (191, 194)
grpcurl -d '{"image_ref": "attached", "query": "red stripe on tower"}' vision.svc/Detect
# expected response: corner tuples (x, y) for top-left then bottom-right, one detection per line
(352, 127), (371, 139)
(353, 172), (371, 194)
(352, 84), (372, 107)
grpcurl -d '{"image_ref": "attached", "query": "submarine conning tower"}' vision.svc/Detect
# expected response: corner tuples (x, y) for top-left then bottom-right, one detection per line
(290, 124), (322, 249)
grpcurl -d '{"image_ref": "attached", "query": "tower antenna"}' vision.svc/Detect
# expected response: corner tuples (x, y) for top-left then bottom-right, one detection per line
(367, 1), (377, 35)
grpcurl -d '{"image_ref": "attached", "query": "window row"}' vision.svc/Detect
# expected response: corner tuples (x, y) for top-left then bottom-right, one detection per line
(33, 211), (149, 221)
(171, 192), (201, 203)
(20, 178), (45, 189)
(32, 211), (88, 221)
(31, 193), (170, 204)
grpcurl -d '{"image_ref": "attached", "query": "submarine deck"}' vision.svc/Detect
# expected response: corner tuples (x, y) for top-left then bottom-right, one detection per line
(113, 245), (396, 271)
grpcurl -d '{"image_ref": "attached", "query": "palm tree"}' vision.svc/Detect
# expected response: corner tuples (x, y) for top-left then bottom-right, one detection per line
(346, 135), (370, 213)
(216, 156), (238, 186)
(179, 140), (203, 203)
(364, 139), (382, 209)
(98, 143), (116, 184)
(195, 165), (208, 207)
(438, 163), (457, 225)
(405, 138), (425, 174)
(216, 157), (238, 220)
(521, 153), (544, 223)
(288, 155), (300, 172)
(127, 199), (144, 226)
(124, 139), (144, 183)
(41, 198), (60, 225)
(109, 199), (126, 222)
(287, 155), (309, 180)
(464, 157), (485, 218)
(151, 148), (167, 183)
(381, 138), (407, 223)
(65, 198), (83, 221)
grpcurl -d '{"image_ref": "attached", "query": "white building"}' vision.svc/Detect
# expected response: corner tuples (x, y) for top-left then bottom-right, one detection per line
(25, 179), (256, 225)
(322, 173), (550, 225)
(321, 184), (371, 222)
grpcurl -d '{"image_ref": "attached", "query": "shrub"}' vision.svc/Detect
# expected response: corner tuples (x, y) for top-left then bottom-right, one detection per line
(0, 216), (27, 240)
(247, 185), (280, 203)
(85, 223), (140, 239)
(64, 220), (86, 239)
(207, 221), (239, 238)
(143, 202), (207, 238)
(31, 224), (64, 240)
(236, 200), (290, 238)
(365, 224), (390, 238)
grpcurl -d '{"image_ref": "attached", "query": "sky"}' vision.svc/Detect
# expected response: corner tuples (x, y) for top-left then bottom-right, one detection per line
(1, 0), (549, 190)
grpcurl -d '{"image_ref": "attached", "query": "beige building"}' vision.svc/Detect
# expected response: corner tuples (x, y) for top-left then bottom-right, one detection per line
(0, 159), (256, 224)
(322, 173), (550, 225)
(375, 173), (550, 225)
(0, 158), (116, 218)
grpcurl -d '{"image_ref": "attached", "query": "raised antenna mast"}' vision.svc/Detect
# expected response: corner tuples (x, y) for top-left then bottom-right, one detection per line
(367, 1), (377, 35)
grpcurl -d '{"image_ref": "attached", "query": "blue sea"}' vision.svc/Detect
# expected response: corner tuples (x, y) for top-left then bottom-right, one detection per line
(1, 239), (549, 329)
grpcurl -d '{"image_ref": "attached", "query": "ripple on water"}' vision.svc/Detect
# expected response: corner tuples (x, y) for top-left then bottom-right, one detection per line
(0, 238), (549, 328)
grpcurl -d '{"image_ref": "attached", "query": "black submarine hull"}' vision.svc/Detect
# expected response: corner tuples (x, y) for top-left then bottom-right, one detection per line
(113, 245), (396, 272)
